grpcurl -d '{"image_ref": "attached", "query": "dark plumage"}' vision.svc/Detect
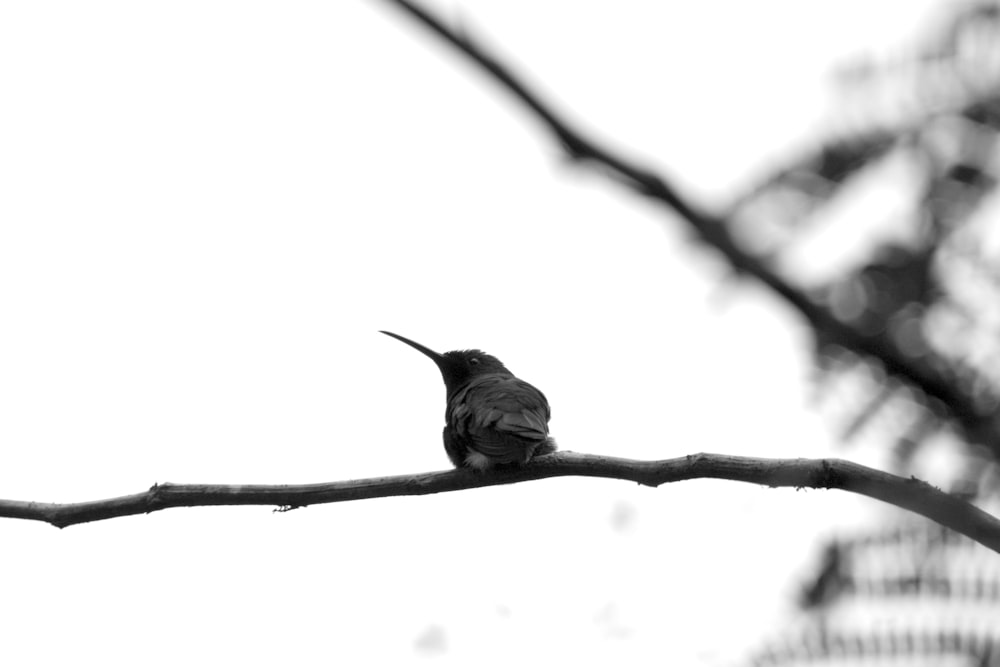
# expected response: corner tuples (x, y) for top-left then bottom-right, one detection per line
(380, 331), (557, 470)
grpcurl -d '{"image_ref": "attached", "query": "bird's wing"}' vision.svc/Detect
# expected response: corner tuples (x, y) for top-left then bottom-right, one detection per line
(451, 374), (551, 461)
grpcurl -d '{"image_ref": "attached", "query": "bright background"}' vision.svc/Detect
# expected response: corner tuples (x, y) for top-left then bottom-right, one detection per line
(0, 1), (946, 664)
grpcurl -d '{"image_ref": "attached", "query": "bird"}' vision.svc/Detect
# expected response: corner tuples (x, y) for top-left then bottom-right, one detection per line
(380, 330), (557, 470)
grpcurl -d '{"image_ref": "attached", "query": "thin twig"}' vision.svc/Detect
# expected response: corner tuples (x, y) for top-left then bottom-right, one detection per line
(4, 451), (1000, 553)
(376, 0), (997, 443)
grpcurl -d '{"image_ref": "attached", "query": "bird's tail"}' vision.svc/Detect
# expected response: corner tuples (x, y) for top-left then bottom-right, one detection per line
(531, 437), (558, 460)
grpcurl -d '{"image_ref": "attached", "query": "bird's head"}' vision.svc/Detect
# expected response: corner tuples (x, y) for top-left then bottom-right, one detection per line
(380, 331), (512, 395)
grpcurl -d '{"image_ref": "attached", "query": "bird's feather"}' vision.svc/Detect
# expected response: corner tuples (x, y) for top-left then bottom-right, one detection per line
(446, 374), (552, 464)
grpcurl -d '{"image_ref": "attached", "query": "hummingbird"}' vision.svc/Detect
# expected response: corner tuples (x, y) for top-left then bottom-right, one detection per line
(380, 331), (557, 470)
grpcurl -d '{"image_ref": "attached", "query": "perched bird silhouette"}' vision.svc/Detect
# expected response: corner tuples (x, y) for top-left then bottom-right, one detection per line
(380, 331), (557, 470)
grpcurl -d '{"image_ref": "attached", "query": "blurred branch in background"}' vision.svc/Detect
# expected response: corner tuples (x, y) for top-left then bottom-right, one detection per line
(4, 452), (1000, 543)
(376, 0), (1000, 495)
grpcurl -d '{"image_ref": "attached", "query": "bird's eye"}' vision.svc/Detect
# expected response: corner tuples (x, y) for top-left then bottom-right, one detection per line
(470, 357), (480, 365)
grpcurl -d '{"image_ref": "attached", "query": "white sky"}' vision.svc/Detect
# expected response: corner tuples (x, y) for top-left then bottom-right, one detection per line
(0, 0), (949, 665)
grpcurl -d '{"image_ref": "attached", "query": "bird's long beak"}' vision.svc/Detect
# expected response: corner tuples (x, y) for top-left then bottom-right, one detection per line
(380, 330), (447, 370)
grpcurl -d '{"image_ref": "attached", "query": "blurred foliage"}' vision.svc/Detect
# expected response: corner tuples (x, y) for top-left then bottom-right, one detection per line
(751, 520), (1000, 666)
(729, 1), (1000, 502)
(735, 3), (1000, 664)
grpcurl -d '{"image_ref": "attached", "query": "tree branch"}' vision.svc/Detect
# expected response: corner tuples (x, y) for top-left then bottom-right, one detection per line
(375, 0), (997, 442)
(5, 452), (1000, 553)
